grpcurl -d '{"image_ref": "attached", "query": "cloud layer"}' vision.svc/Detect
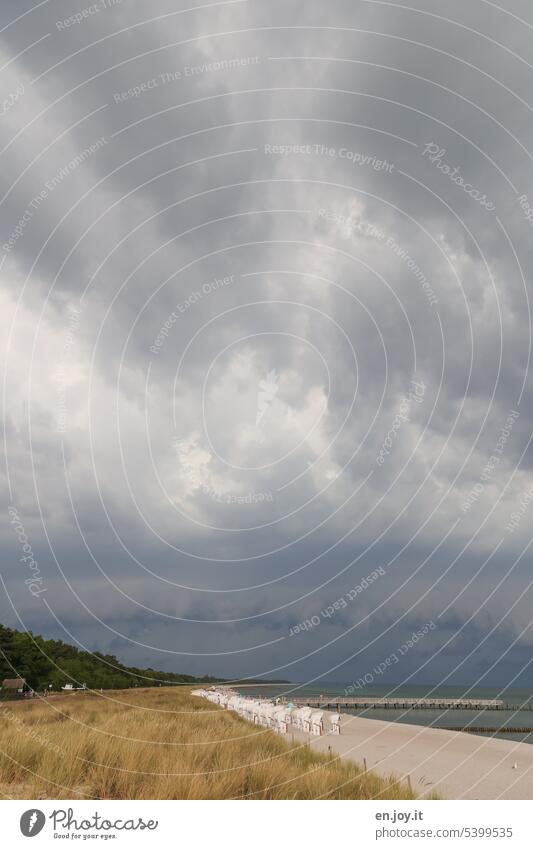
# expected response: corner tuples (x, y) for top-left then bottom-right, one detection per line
(2, 0), (533, 688)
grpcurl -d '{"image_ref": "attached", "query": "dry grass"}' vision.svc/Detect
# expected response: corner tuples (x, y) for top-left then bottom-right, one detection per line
(0, 688), (416, 800)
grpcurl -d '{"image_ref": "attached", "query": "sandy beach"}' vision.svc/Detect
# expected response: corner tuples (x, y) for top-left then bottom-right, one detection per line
(289, 711), (533, 799)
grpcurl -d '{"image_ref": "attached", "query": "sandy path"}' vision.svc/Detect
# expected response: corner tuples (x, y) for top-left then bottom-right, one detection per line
(288, 712), (533, 799)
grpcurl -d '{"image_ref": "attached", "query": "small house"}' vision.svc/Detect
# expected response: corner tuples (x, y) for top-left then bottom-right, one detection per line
(2, 677), (28, 694)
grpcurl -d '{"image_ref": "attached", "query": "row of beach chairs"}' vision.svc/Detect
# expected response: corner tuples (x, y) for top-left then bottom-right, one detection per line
(192, 688), (341, 735)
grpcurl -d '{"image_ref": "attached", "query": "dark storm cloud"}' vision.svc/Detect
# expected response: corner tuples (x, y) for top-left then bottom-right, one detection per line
(2, 0), (533, 688)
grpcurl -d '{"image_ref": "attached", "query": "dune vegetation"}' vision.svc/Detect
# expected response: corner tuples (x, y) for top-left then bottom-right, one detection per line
(0, 687), (417, 800)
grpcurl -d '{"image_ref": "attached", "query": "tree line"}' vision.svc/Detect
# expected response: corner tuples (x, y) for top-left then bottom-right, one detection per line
(0, 624), (220, 692)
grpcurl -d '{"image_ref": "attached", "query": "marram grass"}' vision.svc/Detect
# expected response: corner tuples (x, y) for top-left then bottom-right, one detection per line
(0, 687), (417, 800)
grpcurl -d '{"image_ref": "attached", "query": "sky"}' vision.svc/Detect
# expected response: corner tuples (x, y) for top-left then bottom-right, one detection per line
(2, 0), (533, 690)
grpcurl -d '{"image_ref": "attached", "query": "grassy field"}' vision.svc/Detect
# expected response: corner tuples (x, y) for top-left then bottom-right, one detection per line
(0, 687), (416, 799)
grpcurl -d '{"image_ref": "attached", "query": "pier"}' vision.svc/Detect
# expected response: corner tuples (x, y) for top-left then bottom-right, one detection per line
(282, 696), (508, 710)
(440, 726), (533, 734)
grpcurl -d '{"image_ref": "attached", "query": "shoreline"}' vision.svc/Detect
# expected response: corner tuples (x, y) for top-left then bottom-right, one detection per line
(291, 710), (533, 799)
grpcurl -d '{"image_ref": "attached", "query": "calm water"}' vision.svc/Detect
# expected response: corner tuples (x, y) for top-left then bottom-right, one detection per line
(234, 683), (533, 744)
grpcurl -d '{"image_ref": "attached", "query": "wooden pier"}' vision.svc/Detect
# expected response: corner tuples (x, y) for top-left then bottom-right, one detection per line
(283, 696), (507, 710)
(440, 726), (533, 734)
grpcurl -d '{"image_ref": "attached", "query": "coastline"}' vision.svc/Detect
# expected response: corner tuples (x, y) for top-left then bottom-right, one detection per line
(290, 711), (533, 799)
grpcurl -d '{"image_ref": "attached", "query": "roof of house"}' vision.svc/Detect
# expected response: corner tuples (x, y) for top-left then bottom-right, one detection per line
(2, 677), (26, 688)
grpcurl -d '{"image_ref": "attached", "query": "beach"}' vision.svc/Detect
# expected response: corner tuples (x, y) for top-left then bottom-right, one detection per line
(290, 711), (533, 799)
(0, 688), (415, 800)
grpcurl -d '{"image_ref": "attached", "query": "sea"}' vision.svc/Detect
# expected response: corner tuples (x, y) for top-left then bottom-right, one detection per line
(233, 682), (533, 744)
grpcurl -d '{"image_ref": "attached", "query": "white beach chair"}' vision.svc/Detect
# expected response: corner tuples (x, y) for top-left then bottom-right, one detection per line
(311, 711), (324, 736)
(329, 713), (341, 735)
(269, 706), (280, 731)
(284, 706), (295, 727)
(272, 707), (287, 734)
(301, 707), (313, 733)
(291, 707), (304, 730)
(258, 703), (270, 726)
(265, 704), (276, 729)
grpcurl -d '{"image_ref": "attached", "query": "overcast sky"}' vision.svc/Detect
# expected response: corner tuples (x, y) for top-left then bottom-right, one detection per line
(2, 0), (533, 690)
